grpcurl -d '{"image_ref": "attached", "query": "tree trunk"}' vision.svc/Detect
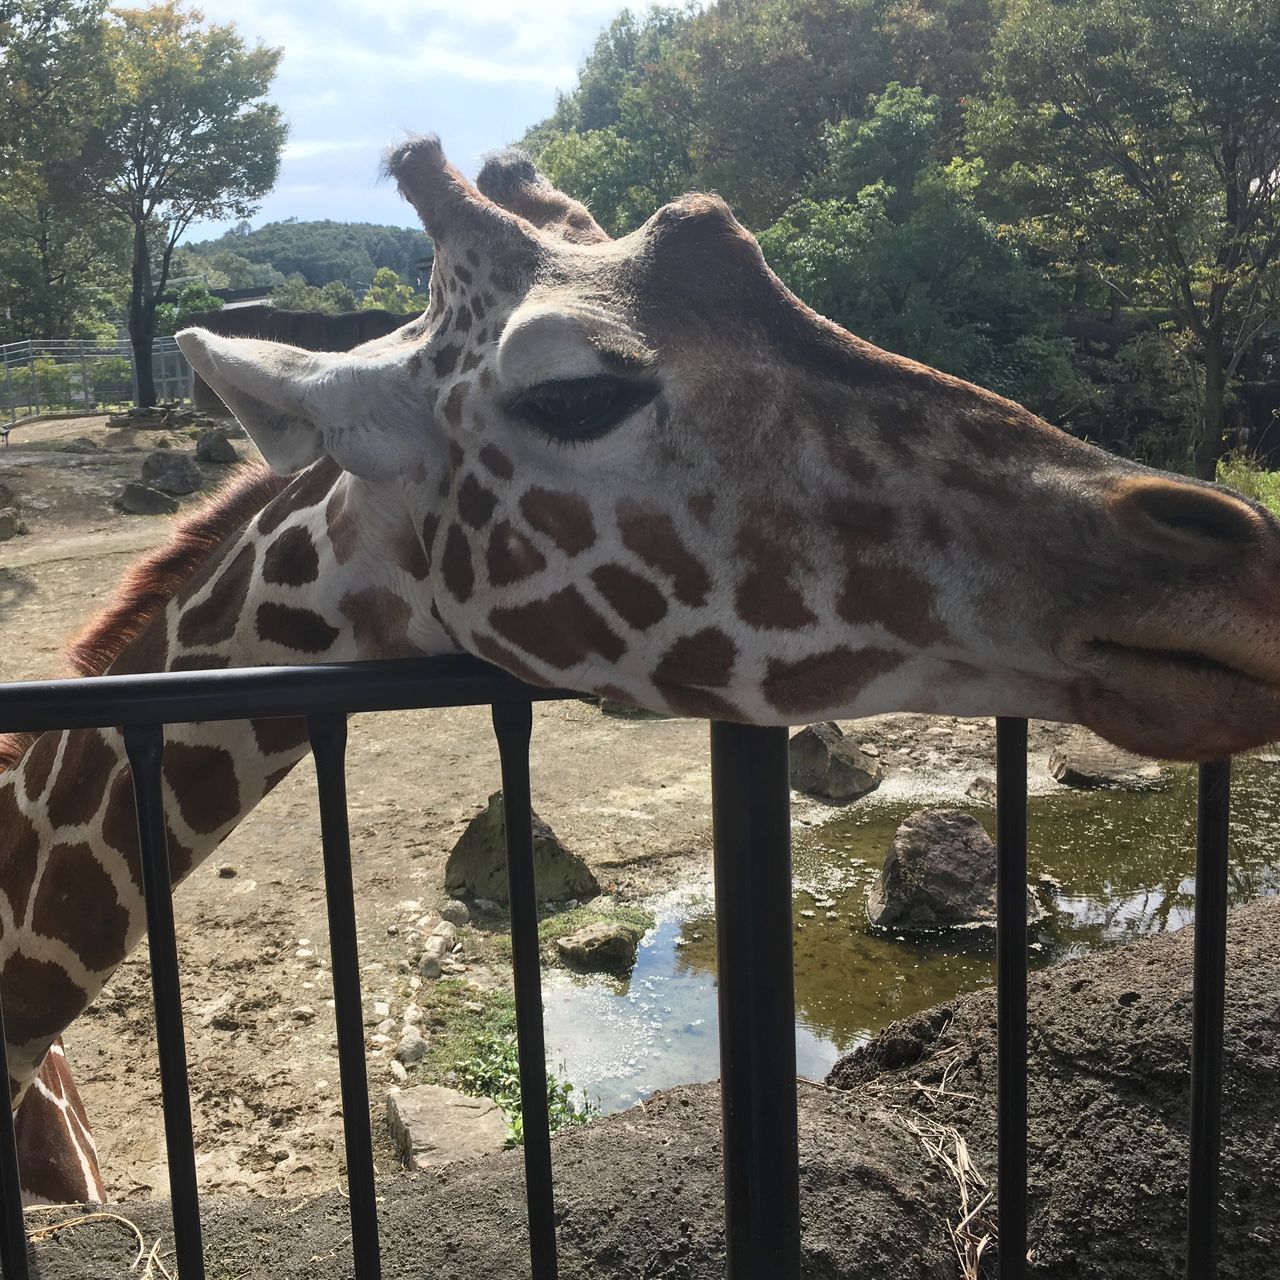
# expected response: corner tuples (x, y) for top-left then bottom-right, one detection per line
(1193, 329), (1229, 482)
(128, 219), (156, 407)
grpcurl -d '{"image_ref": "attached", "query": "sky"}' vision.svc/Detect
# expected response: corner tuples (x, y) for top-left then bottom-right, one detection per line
(177, 0), (633, 239)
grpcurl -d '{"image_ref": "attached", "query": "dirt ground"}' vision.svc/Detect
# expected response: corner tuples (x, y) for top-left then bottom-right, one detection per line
(0, 415), (1074, 1204)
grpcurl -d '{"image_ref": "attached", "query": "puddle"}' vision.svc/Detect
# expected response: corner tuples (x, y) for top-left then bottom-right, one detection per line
(542, 758), (1280, 1113)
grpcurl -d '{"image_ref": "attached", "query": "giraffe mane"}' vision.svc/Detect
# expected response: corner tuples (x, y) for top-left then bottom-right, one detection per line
(0, 462), (291, 771)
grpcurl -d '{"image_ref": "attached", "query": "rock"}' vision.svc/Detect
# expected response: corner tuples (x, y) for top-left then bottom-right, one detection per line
(965, 775), (996, 805)
(140, 449), (204, 495)
(0, 508), (27, 540)
(866, 808), (1045, 930)
(118, 482), (180, 515)
(290, 1006), (316, 1022)
(395, 1025), (428, 1065)
(386, 1084), (507, 1171)
(418, 951), (442, 981)
(445, 791), (600, 904)
(0, 481), (14, 507)
(788, 722), (883, 801)
(1049, 726), (1168, 790)
(195, 429), (240, 463)
(440, 899), (471, 927)
(555, 922), (641, 974)
(61, 436), (99, 454)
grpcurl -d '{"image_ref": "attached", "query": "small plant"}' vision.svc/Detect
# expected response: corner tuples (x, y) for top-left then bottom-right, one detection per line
(453, 1029), (596, 1147)
(1218, 451), (1280, 519)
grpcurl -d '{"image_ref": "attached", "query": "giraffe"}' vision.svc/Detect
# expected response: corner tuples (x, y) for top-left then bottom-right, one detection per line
(5, 134), (1280, 1204)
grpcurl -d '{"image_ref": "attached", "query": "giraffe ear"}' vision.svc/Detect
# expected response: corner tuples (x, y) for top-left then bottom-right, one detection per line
(176, 329), (424, 481)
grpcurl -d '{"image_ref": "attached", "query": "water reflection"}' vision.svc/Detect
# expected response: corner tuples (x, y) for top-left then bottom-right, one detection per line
(541, 758), (1280, 1114)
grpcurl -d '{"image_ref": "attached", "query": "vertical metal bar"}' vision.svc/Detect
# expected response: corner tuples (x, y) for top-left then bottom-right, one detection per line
(1187, 759), (1230, 1277)
(122, 724), (205, 1280)
(709, 721), (800, 1280)
(79, 342), (91, 412)
(995, 716), (1029, 1279)
(0, 1011), (31, 1280)
(490, 699), (558, 1280)
(307, 714), (381, 1280)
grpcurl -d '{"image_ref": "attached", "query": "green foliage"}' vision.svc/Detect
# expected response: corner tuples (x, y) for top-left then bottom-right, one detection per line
(154, 281), (223, 335)
(184, 219), (432, 291)
(269, 275), (357, 315)
(1217, 455), (1280, 520)
(359, 266), (429, 316)
(416, 979), (594, 1147)
(453, 1030), (595, 1147)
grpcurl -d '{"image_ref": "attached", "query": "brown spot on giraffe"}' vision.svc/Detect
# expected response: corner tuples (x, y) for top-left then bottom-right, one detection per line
(255, 602), (341, 653)
(617, 504), (711, 607)
(836, 554), (948, 647)
(487, 521), (546, 586)
(263, 526), (321, 586)
(176, 543), (256, 648)
(164, 742), (241, 836)
(489, 587), (626, 670)
(442, 526), (476, 601)
(654, 628), (737, 690)
(326, 485), (360, 565)
(30, 843), (130, 973)
(169, 652), (231, 672)
(257, 459), (339, 536)
(0, 954), (84, 1046)
(590, 564), (668, 631)
(520, 488), (596, 555)
(339, 588), (413, 658)
(479, 443), (514, 479)
(688, 492), (715, 527)
(471, 633), (553, 688)
(252, 718), (311, 756)
(45, 731), (117, 830)
(442, 382), (468, 426)
(457, 475), (499, 528)
(21, 733), (59, 801)
(108, 613), (168, 676)
(393, 525), (431, 582)
(0, 783), (40, 917)
(734, 523), (816, 631)
(434, 344), (461, 377)
(763, 646), (902, 716)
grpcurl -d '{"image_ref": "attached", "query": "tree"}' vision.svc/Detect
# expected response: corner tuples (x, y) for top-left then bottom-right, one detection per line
(154, 281), (223, 335)
(359, 267), (429, 316)
(85, 2), (285, 404)
(270, 275), (356, 315)
(0, 0), (127, 339)
(981, 0), (1280, 478)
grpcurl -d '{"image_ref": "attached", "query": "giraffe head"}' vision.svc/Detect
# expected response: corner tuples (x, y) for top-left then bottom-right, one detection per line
(178, 135), (1280, 762)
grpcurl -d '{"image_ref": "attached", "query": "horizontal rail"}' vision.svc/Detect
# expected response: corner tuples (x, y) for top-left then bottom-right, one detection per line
(0, 656), (575, 734)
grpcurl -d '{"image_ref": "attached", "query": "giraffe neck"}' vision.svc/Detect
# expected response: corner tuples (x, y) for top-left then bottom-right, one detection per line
(0, 460), (448, 1104)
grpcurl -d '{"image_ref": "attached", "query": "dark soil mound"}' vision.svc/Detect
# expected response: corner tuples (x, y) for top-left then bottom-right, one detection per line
(28, 898), (1279, 1279)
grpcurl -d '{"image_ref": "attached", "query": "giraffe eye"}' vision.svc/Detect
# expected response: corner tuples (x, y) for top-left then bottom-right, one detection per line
(511, 376), (658, 443)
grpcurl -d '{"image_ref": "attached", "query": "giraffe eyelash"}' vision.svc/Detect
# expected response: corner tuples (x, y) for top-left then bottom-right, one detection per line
(509, 375), (659, 445)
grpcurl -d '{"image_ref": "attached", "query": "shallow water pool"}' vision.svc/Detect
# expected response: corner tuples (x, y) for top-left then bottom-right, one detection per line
(541, 757), (1280, 1113)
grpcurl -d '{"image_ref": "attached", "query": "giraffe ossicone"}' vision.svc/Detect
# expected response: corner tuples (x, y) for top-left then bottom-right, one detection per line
(4, 132), (1280, 1205)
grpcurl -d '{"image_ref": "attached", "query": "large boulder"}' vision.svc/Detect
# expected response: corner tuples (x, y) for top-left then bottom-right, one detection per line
(0, 481), (14, 507)
(1050, 726), (1168, 790)
(0, 508), (27, 541)
(789, 721), (883, 801)
(445, 791), (600, 904)
(555, 922), (641, 974)
(386, 1085), (508, 1169)
(140, 449), (204, 495)
(866, 807), (1045, 930)
(195, 429), (240, 464)
(117, 483), (179, 516)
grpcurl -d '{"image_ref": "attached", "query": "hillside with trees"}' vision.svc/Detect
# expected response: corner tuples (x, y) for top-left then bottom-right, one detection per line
(524, 0), (1280, 477)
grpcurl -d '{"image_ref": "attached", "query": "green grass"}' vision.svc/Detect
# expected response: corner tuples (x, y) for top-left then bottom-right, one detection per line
(415, 978), (595, 1146)
(1218, 453), (1280, 518)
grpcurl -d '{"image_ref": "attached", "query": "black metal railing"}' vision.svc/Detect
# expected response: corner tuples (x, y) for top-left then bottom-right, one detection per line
(0, 657), (1232, 1279)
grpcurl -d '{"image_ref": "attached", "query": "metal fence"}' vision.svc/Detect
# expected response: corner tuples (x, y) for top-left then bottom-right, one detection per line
(0, 656), (1234, 1279)
(1, 338), (193, 425)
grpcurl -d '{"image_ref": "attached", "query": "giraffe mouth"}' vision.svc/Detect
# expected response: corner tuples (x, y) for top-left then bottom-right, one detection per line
(1070, 637), (1280, 760)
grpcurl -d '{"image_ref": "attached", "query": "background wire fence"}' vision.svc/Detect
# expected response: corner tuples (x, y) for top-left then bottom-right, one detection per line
(1, 338), (193, 426)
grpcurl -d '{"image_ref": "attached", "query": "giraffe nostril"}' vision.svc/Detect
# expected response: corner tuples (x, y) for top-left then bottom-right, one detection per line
(1115, 477), (1261, 555)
